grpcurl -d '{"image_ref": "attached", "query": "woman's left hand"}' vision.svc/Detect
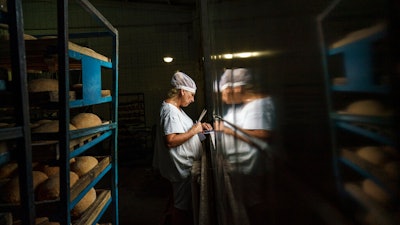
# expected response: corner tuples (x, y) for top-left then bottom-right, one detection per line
(201, 122), (213, 131)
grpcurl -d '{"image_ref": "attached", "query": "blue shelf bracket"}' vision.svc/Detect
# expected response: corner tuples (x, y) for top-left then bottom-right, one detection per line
(329, 27), (387, 91)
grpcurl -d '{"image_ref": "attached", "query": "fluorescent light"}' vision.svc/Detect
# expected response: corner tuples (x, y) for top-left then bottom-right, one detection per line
(222, 54), (233, 59)
(211, 50), (276, 60)
(234, 52), (252, 58)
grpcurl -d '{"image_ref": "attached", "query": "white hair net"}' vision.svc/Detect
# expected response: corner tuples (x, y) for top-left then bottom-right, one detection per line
(219, 68), (252, 91)
(171, 71), (197, 93)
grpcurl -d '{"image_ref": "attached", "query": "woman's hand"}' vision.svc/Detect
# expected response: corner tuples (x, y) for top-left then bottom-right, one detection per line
(165, 122), (204, 148)
(201, 122), (213, 131)
(191, 122), (203, 134)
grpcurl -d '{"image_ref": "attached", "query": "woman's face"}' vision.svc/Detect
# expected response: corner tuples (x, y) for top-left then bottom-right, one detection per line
(181, 90), (195, 107)
(221, 86), (243, 104)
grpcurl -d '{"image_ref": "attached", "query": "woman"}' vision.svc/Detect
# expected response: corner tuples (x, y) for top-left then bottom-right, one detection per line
(153, 71), (212, 225)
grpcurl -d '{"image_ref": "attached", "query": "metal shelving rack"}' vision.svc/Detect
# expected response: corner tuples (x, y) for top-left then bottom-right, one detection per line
(317, 0), (399, 224)
(0, 0), (119, 224)
(118, 93), (152, 162)
(0, 0), (35, 224)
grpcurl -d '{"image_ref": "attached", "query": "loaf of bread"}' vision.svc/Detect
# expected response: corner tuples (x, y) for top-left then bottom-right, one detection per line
(71, 187), (96, 218)
(0, 122), (10, 128)
(34, 217), (48, 225)
(71, 113), (102, 129)
(31, 119), (53, 129)
(345, 99), (392, 116)
(101, 90), (111, 97)
(1, 171), (48, 203)
(362, 179), (391, 205)
(32, 120), (77, 133)
(28, 78), (58, 93)
(36, 171), (79, 201)
(70, 156), (98, 177)
(356, 146), (388, 165)
(41, 165), (60, 177)
(0, 162), (18, 179)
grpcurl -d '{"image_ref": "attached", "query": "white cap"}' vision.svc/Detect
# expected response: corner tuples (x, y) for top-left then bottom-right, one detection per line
(171, 71), (197, 93)
(219, 68), (252, 91)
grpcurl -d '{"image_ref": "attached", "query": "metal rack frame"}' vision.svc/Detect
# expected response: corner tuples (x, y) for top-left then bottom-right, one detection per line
(1, 0), (119, 224)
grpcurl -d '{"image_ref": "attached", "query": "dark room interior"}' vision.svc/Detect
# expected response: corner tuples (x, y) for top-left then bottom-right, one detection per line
(0, 0), (399, 225)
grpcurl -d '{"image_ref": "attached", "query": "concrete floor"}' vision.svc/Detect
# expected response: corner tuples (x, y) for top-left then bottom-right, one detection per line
(110, 152), (348, 225)
(117, 163), (170, 225)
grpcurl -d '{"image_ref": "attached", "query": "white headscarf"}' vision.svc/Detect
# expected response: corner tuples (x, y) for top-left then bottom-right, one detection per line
(171, 71), (197, 93)
(219, 68), (252, 91)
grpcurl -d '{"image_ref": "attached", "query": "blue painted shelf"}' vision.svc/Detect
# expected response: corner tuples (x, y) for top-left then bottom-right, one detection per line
(318, 1), (399, 224)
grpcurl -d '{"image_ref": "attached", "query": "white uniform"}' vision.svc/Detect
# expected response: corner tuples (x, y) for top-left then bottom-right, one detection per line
(222, 96), (275, 175)
(153, 101), (202, 210)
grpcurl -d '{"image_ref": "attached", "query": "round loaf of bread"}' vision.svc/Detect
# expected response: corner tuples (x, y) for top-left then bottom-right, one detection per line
(36, 171), (79, 201)
(362, 179), (391, 205)
(71, 113), (102, 129)
(345, 99), (391, 116)
(36, 119), (53, 125)
(72, 83), (83, 90)
(70, 156), (98, 177)
(34, 217), (49, 224)
(28, 78), (58, 93)
(32, 120), (77, 133)
(1, 171), (48, 203)
(101, 90), (111, 97)
(0, 122), (10, 128)
(71, 187), (96, 218)
(0, 162), (18, 179)
(356, 146), (387, 165)
(31, 119), (53, 129)
(41, 165), (60, 177)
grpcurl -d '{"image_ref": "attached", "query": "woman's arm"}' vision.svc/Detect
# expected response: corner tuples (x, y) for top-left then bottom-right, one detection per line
(165, 122), (203, 148)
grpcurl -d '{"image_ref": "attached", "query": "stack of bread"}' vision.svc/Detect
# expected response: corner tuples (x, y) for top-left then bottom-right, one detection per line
(34, 156), (98, 208)
(69, 156), (99, 217)
(36, 171), (79, 201)
(356, 146), (400, 207)
(0, 171), (48, 203)
(0, 155), (99, 218)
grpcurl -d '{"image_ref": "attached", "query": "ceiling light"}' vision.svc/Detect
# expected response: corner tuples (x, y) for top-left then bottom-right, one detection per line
(211, 50), (277, 60)
(163, 56), (173, 63)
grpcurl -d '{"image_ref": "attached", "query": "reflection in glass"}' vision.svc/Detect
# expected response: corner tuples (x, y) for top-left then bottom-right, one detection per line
(212, 68), (275, 225)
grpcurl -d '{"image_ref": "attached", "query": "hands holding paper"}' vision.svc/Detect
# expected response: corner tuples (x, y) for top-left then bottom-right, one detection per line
(195, 109), (213, 133)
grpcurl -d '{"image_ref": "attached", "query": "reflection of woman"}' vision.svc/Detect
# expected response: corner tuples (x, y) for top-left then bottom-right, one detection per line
(215, 68), (275, 225)
(217, 68), (275, 174)
(153, 71), (212, 225)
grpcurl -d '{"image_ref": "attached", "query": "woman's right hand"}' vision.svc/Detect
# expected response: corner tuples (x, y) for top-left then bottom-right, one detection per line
(191, 122), (203, 134)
